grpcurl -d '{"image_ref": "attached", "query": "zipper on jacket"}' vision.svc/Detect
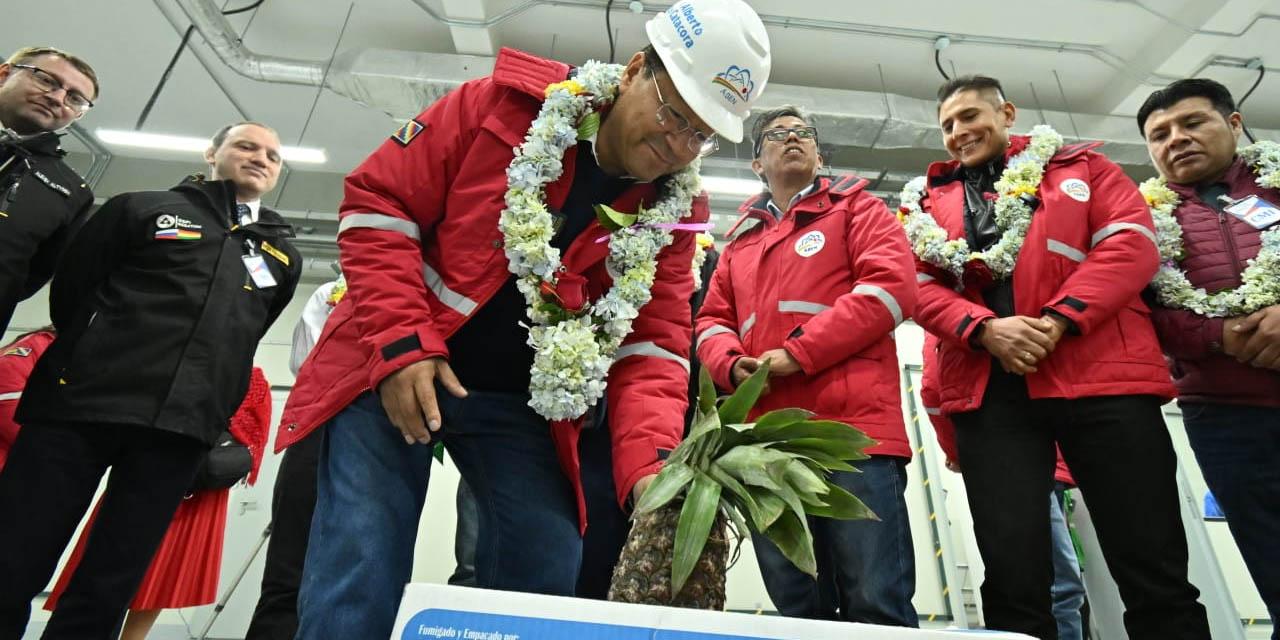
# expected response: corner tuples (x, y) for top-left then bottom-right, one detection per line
(1218, 210), (1244, 287)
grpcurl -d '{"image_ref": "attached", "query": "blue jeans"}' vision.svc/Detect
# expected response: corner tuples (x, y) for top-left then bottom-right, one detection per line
(1181, 402), (1280, 638)
(295, 390), (582, 640)
(1051, 484), (1085, 640)
(751, 456), (917, 626)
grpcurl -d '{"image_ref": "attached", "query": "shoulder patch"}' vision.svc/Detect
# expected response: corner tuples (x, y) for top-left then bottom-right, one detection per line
(3, 346), (33, 357)
(260, 240), (291, 266)
(392, 120), (424, 147)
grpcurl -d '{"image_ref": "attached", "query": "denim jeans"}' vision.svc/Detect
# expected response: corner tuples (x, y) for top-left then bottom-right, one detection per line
(295, 390), (582, 640)
(751, 455), (917, 626)
(1181, 402), (1280, 639)
(1050, 484), (1085, 640)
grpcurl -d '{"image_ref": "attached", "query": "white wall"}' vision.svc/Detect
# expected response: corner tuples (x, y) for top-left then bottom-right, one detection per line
(4, 288), (1268, 634)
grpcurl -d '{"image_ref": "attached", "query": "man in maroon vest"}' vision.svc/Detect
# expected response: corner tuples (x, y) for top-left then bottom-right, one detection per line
(1139, 78), (1279, 637)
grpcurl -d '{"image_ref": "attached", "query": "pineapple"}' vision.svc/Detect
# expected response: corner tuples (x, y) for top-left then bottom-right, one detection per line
(607, 363), (879, 609)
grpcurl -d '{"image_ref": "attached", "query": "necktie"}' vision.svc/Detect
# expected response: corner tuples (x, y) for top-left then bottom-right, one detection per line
(235, 203), (252, 226)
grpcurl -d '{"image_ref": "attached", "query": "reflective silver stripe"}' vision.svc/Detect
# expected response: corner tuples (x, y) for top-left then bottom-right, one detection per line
(924, 406), (942, 416)
(338, 213), (421, 242)
(614, 341), (690, 373)
(778, 300), (832, 314)
(1091, 222), (1157, 248)
(852, 284), (904, 326)
(422, 263), (478, 316)
(917, 273), (936, 283)
(696, 325), (734, 350)
(1047, 239), (1086, 263)
(739, 312), (756, 337)
(0, 391), (19, 402)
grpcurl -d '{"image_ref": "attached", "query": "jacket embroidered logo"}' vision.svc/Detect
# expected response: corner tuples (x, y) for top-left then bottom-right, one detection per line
(1059, 178), (1091, 202)
(155, 214), (176, 229)
(794, 230), (825, 257)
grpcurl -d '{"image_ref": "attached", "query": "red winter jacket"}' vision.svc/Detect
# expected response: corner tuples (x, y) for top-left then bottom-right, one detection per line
(278, 48), (707, 522)
(0, 330), (55, 471)
(920, 333), (1073, 485)
(1149, 156), (1280, 407)
(914, 136), (1176, 416)
(695, 175), (916, 458)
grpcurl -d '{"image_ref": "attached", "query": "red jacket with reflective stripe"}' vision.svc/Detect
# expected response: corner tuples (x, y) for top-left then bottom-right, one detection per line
(914, 136), (1175, 416)
(277, 48), (709, 515)
(920, 333), (1074, 484)
(695, 176), (916, 458)
(1148, 157), (1280, 407)
(0, 330), (54, 472)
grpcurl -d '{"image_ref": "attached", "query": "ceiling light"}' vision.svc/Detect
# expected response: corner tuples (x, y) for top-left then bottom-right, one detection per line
(95, 129), (327, 164)
(700, 175), (764, 198)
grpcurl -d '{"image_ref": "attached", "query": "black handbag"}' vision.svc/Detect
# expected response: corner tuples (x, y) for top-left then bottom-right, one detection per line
(189, 429), (252, 492)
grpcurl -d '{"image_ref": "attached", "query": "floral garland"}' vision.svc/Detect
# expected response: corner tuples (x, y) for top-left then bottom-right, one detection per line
(499, 61), (702, 421)
(897, 125), (1065, 286)
(1139, 140), (1280, 317)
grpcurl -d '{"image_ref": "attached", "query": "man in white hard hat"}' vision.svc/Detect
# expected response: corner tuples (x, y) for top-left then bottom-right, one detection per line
(278, 0), (771, 634)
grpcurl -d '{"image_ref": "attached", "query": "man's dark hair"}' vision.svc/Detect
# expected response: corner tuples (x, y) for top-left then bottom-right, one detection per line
(641, 45), (666, 74)
(210, 121), (276, 152)
(1136, 78), (1236, 136)
(936, 75), (1006, 110)
(750, 105), (808, 158)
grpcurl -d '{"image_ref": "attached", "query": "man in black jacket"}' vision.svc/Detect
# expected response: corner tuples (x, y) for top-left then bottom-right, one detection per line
(0, 46), (98, 332)
(0, 122), (301, 639)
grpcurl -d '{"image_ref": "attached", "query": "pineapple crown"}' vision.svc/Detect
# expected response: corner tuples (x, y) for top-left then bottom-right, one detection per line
(633, 363), (879, 595)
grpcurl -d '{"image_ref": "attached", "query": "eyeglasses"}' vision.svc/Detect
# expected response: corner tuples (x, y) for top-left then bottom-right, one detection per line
(649, 68), (718, 157)
(11, 64), (94, 113)
(762, 126), (818, 143)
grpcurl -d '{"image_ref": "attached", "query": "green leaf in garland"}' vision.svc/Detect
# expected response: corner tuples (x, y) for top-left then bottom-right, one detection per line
(594, 203), (638, 232)
(432, 441), (445, 464)
(577, 111), (601, 140)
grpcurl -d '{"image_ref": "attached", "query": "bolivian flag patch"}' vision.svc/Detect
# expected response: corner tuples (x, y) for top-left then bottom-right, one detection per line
(392, 119), (424, 147)
(155, 228), (202, 240)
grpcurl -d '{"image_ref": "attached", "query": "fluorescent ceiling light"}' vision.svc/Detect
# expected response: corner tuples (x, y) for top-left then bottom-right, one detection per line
(700, 175), (764, 198)
(95, 129), (327, 164)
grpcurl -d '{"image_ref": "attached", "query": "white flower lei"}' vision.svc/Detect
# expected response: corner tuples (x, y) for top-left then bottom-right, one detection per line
(897, 125), (1065, 286)
(1139, 140), (1280, 317)
(690, 233), (713, 291)
(499, 61), (702, 421)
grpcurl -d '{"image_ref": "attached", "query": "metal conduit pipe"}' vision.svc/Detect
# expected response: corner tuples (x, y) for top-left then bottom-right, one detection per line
(171, 0), (326, 85)
(1118, 0), (1280, 38)
(66, 122), (113, 190)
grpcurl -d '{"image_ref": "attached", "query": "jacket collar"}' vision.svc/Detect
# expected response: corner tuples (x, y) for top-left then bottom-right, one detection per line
(0, 130), (67, 158)
(172, 175), (294, 236)
(927, 135), (1029, 188)
(491, 47), (572, 100)
(728, 176), (829, 237)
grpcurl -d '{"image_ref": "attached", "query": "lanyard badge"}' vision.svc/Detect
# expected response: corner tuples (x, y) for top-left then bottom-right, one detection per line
(1221, 194), (1280, 230)
(241, 239), (277, 288)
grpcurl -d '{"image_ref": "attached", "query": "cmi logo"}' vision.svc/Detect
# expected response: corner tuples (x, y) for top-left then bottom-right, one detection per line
(712, 65), (754, 106)
(1059, 178), (1091, 202)
(794, 230), (825, 257)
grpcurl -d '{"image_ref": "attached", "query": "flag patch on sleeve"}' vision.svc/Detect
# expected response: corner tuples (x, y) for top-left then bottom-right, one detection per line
(392, 120), (425, 146)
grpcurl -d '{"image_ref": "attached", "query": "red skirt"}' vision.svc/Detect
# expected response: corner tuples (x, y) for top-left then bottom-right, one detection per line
(45, 488), (230, 610)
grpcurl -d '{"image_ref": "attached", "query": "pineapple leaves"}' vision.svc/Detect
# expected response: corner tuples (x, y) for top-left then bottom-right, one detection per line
(756, 419), (879, 450)
(750, 408), (815, 432)
(763, 510), (818, 577)
(717, 360), (770, 425)
(672, 472), (722, 595)
(803, 481), (880, 521)
(634, 461), (695, 514)
(696, 364), (717, 415)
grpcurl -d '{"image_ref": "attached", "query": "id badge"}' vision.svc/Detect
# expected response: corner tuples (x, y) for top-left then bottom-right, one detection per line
(1224, 195), (1280, 230)
(242, 254), (278, 288)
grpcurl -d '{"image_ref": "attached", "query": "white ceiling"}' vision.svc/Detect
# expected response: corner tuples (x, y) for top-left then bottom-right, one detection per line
(8, 0), (1279, 177)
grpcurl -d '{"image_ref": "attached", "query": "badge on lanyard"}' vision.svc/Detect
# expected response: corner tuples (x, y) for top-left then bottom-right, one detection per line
(1224, 195), (1280, 230)
(242, 237), (277, 288)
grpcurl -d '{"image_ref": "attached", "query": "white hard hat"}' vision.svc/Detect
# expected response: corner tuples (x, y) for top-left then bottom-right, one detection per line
(645, 0), (771, 143)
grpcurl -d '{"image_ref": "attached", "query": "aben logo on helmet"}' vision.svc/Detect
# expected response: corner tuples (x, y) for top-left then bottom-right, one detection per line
(665, 3), (704, 49)
(711, 65), (753, 106)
